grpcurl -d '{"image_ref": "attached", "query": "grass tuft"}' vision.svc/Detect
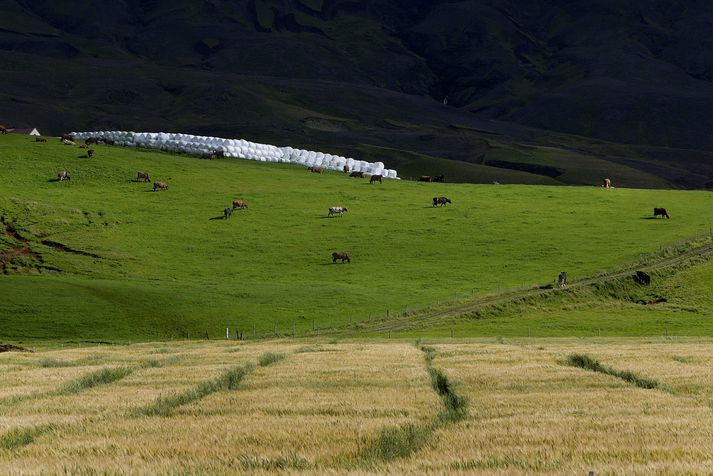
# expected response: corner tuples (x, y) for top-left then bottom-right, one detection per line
(258, 352), (285, 367)
(36, 358), (70, 368)
(60, 367), (134, 394)
(240, 454), (311, 470)
(362, 423), (432, 461)
(137, 363), (256, 417)
(566, 353), (659, 389)
(0, 424), (54, 450)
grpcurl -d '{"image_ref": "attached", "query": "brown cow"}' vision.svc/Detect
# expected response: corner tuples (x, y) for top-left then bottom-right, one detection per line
(309, 166), (324, 174)
(232, 199), (248, 209)
(0, 124), (7, 134)
(60, 133), (74, 142)
(57, 170), (70, 181)
(153, 181), (168, 191)
(35, 137), (47, 142)
(349, 171), (364, 178)
(603, 177), (612, 188)
(79, 144), (89, 149)
(332, 251), (351, 263)
(369, 174), (383, 184)
(653, 207), (670, 219)
(137, 171), (151, 183)
(87, 149), (94, 158)
(419, 176), (433, 182)
(62, 139), (75, 146)
(85, 138), (98, 145)
(343, 165), (350, 174)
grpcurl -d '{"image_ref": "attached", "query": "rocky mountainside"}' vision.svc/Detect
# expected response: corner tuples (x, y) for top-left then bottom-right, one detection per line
(2, 0), (713, 186)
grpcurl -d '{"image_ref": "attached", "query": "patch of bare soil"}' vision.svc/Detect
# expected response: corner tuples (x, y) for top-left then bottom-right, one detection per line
(0, 343), (32, 353)
(0, 217), (60, 274)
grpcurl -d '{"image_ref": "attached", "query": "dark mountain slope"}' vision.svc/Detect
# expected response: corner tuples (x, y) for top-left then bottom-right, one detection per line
(2, 0), (713, 187)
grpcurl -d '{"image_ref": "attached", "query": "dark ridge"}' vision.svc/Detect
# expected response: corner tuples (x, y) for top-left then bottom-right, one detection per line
(41, 240), (102, 259)
(0, 343), (32, 353)
(485, 160), (564, 179)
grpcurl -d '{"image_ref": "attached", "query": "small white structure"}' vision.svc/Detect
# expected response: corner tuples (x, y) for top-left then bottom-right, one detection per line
(8, 128), (41, 136)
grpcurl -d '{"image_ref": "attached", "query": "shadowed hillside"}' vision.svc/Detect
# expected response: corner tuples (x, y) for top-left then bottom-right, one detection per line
(2, 0), (713, 187)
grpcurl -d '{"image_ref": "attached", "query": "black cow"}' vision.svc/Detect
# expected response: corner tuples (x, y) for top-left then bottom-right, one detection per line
(332, 252), (351, 263)
(653, 207), (670, 219)
(432, 197), (451, 207)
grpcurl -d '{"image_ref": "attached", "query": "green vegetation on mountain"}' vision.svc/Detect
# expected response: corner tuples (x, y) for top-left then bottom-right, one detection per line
(3, 1), (713, 187)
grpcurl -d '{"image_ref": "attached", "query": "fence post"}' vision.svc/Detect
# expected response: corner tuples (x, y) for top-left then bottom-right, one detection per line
(226, 327), (229, 340)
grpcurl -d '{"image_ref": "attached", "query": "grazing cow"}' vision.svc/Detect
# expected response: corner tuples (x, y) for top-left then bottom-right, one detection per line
(0, 125), (7, 134)
(223, 208), (233, 219)
(85, 138), (98, 145)
(369, 174), (383, 184)
(60, 133), (73, 142)
(332, 251), (351, 263)
(62, 139), (75, 146)
(137, 171), (151, 183)
(603, 177), (612, 188)
(419, 176), (433, 182)
(433, 175), (445, 183)
(79, 144), (89, 149)
(343, 165), (350, 174)
(104, 139), (115, 146)
(200, 151), (224, 160)
(87, 149), (94, 158)
(432, 197), (452, 207)
(328, 207), (347, 217)
(35, 137), (47, 142)
(58, 170), (70, 182)
(558, 272), (568, 288)
(349, 171), (364, 178)
(309, 166), (324, 174)
(653, 207), (670, 219)
(232, 199), (248, 209)
(153, 181), (168, 191)
(634, 270), (651, 285)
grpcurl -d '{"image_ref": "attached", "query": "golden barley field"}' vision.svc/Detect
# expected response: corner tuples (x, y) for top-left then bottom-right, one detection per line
(1, 338), (713, 475)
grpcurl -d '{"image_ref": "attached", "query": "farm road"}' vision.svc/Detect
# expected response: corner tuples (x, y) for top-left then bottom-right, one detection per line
(335, 238), (713, 335)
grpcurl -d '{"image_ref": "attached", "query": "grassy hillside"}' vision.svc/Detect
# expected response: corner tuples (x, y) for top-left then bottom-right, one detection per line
(2, 134), (713, 342)
(2, 339), (713, 473)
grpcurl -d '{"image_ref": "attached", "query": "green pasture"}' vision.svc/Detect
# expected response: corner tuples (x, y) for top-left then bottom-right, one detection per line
(1, 134), (713, 342)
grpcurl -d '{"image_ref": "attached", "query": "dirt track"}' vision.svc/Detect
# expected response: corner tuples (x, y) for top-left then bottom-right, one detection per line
(336, 238), (713, 335)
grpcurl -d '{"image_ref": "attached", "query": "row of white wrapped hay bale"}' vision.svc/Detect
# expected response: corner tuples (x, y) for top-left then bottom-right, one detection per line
(70, 131), (399, 179)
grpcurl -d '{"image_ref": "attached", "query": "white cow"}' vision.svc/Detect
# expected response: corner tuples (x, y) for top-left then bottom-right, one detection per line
(328, 207), (348, 217)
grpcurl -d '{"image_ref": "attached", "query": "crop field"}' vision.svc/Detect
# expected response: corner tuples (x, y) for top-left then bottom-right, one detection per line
(2, 134), (713, 342)
(1, 339), (712, 474)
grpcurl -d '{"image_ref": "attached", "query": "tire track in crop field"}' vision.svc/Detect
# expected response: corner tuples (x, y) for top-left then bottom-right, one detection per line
(355, 343), (467, 466)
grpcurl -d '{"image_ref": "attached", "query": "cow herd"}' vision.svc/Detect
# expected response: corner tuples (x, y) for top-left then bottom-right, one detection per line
(27, 135), (676, 272)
